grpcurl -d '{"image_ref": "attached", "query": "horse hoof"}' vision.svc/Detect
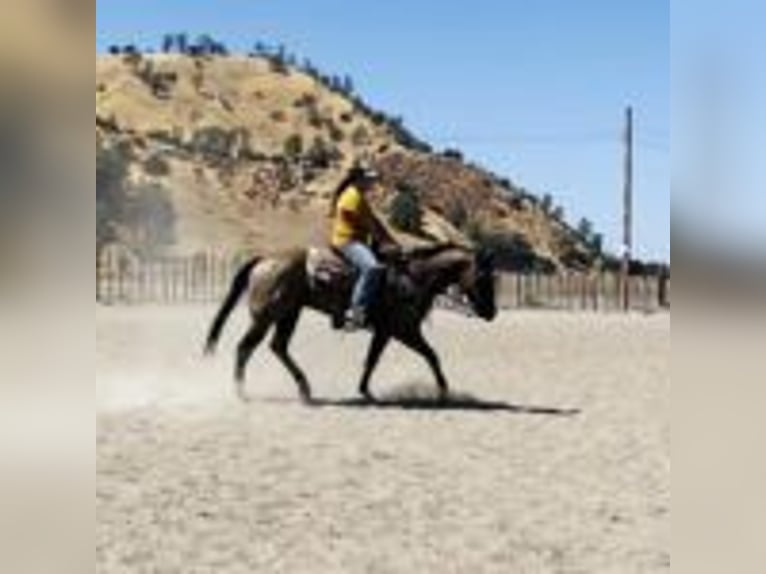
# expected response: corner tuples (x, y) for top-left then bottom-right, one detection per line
(236, 385), (250, 403)
(299, 392), (314, 405)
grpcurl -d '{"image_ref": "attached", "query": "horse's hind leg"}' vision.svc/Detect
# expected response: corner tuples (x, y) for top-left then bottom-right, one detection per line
(270, 309), (312, 402)
(235, 315), (272, 399)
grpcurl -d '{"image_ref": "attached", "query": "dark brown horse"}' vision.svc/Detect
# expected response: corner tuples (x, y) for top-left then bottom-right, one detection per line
(204, 243), (497, 402)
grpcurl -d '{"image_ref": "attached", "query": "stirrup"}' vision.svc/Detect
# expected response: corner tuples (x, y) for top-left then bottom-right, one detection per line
(343, 307), (367, 331)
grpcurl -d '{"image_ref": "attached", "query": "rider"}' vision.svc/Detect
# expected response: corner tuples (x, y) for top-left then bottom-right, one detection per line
(330, 162), (395, 329)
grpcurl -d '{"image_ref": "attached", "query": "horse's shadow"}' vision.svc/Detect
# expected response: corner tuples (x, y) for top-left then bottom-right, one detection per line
(300, 385), (580, 417)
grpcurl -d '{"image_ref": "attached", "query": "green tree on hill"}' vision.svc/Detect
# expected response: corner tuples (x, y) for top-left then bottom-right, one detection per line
(97, 144), (129, 250)
(577, 217), (594, 241)
(283, 134), (304, 160)
(541, 193), (553, 214)
(97, 143), (176, 256)
(389, 185), (423, 234)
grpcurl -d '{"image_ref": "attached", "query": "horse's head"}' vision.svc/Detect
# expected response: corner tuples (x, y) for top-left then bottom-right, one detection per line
(457, 247), (498, 321)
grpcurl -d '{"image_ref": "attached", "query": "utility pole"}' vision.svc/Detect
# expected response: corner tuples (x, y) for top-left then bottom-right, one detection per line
(621, 106), (634, 311)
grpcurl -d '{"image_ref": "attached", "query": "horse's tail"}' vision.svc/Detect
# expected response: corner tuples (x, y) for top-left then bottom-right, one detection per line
(204, 256), (260, 355)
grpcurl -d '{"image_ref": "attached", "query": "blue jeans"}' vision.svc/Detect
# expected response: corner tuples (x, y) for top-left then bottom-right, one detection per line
(341, 241), (384, 311)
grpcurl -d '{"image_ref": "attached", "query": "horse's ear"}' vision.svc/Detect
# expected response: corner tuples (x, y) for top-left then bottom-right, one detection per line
(477, 247), (495, 269)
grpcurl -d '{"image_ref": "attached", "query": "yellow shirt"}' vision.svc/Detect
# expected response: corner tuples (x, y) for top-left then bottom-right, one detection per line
(331, 185), (373, 247)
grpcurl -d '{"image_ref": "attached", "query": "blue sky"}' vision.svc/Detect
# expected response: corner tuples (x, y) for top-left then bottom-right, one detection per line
(97, 0), (669, 261)
(672, 0), (766, 257)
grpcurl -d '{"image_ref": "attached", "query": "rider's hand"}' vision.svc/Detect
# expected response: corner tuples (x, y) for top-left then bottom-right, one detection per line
(379, 243), (403, 259)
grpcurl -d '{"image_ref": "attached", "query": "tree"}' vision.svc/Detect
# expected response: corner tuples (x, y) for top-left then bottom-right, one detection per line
(470, 227), (554, 272)
(143, 154), (171, 177)
(351, 125), (370, 146)
(329, 75), (343, 93)
(577, 217), (594, 241)
(589, 233), (604, 256)
(306, 136), (338, 168)
(446, 201), (469, 230)
(301, 58), (316, 76)
(128, 182), (176, 255)
(195, 34), (215, 55)
(212, 39), (229, 56)
(268, 51), (288, 74)
(176, 33), (188, 54)
(192, 127), (235, 159)
(283, 134), (303, 159)
(442, 148), (464, 161)
(389, 185), (423, 234)
(97, 144), (129, 249)
(97, 143), (176, 256)
(161, 34), (174, 53)
(541, 193), (553, 214)
(342, 75), (355, 95)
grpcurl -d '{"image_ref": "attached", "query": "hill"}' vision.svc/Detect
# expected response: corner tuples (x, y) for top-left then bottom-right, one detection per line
(97, 49), (601, 270)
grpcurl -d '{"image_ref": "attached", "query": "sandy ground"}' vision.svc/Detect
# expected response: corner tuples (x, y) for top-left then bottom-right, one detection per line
(97, 305), (669, 573)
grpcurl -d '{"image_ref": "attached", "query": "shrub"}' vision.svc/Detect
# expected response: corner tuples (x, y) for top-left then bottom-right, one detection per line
(327, 121), (345, 143)
(541, 194), (553, 214)
(283, 134), (303, 159)
(351, 125), (370, 146)
(144, 154), (171, 177)
(306, 136), (340, 168)
(307, 107), (324, 129)
(270, 109), (288, 123)
(191, 127), (234, 159)
(369, 111), (386, 126)
(268, 55), (289, 75)
(577, 217), (594, 241)
(136, 62), (177, 99)
(446, 201), (469, 230)
(469, 224), (554, 273)
(97, 144), (129, 248)
(389, 185), (423, 234)
(127, 182), (176, 256)
(589, 233), (604, 256)
(442, 148), (464, 161)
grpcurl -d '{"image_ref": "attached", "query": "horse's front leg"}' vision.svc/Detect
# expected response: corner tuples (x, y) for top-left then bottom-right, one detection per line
(399, 329), (449, 400)
(358, 331), (390, 400)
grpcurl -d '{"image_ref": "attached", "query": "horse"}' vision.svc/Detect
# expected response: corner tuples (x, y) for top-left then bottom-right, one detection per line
(204, 243), (498, 402)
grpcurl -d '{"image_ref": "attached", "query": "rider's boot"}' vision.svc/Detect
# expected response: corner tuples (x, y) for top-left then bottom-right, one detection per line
(343, 306), (367, 331)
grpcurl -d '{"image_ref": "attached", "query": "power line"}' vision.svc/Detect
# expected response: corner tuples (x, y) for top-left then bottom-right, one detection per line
(422, 130), (668, 151)
(423, 130), (617, 146)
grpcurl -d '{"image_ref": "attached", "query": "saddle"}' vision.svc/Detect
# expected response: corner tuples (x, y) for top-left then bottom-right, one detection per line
(306, 246), (355, 288)
(306, 245), (409, 287)
(306, 246), (415, 329)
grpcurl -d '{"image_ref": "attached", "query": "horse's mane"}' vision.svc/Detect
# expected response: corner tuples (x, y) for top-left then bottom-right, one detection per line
(405, 242), (472, 260)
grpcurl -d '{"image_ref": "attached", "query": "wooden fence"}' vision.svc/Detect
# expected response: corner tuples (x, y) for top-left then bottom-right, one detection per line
(97, 250), (252, 305)
(494, 272), (669, 312)
(97, 250), (670, 312)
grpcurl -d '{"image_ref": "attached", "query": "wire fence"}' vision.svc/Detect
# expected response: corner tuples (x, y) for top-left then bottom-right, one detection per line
(97, 249), (670, 312)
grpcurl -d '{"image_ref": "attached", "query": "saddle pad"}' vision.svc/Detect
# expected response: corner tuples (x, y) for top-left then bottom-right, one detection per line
(306, 247), (351, 285)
